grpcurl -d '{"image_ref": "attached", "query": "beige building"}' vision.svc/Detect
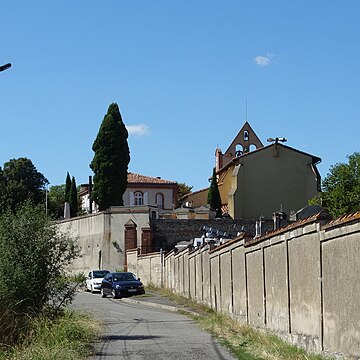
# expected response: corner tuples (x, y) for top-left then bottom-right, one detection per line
(123, 173), (177, 211)
(183, 122), (321, 220)
(80, 172), (177, 215)
(226, 141), (321, 219)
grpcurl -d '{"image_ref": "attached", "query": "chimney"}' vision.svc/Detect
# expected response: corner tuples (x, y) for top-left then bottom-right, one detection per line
(255, 215), (264, 237)
(215, 148), (223, 172)
(273, 211), (286, 230)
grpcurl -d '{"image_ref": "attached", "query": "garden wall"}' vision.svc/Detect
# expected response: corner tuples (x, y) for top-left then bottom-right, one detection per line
(128, 212), (360, 359)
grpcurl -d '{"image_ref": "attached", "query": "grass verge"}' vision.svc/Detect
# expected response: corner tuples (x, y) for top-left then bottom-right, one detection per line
(146, 285), (328, 360)
(0, 309), (101, 360)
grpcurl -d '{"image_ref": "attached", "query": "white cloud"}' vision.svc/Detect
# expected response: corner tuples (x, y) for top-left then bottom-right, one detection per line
(126, 124), (150, 136)
(254, 53), (274, 66)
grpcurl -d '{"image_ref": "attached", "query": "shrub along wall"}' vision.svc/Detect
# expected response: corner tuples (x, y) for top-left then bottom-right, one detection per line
(129, 212), (360, 359)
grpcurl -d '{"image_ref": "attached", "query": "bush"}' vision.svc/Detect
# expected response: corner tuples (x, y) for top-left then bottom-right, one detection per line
(0, 202), (80, 345)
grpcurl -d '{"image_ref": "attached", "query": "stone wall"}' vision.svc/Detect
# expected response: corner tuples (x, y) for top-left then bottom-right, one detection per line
(150, 218), (278, 251)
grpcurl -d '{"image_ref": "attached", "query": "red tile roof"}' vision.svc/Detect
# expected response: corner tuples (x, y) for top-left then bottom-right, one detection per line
(128, 172), (177, 185)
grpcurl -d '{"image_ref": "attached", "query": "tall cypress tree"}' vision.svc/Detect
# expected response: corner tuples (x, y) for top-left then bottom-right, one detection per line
(65, 172), (71, 203)
(207, 168), (222, 218)
(69, 176), (78, 218)
(90, 103), (130, 211)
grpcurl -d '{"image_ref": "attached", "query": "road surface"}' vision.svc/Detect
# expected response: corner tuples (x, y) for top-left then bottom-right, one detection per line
(72, 291), (236, 360)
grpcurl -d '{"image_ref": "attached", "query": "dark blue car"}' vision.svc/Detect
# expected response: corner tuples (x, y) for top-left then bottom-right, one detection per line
(101, 272), (145, 299)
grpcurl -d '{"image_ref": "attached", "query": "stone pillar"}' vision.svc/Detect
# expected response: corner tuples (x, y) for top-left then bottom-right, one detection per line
(124, 220), (137, 270)
(141, 227), (153, 254)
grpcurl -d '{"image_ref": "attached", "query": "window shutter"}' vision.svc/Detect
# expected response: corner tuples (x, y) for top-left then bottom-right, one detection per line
(144, 191), (148, 205)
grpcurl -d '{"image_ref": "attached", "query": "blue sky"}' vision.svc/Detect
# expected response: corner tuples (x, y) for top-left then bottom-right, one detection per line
(1, 1), (359, 191)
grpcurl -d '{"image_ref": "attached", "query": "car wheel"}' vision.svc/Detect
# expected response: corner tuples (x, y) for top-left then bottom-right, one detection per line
(111, 289), (118, 299)
(101, 288), (106, 298)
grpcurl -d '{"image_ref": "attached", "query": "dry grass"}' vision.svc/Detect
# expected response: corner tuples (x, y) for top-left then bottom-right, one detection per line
(0, 310), (102, 360)
(0, 304), (32, 347)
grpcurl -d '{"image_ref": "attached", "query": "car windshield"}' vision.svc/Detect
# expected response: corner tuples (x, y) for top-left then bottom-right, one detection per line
(93, 270), (110, 278)
(113, 273), (137, 282)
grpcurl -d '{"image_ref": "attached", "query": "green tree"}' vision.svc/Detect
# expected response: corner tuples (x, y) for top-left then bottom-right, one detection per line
(177, 182), (193, 206)
(69, 176), (78, 217)
(0, 157), (48, 213)
(0, 167), (7, 214)
(90, 103), (130, 211)
(0, 201), (80, 344)
(65, 172), (71, 203)
(207, 168), (222, 218)
(48, 184), (66, 219)
(320, 152), (360, 218)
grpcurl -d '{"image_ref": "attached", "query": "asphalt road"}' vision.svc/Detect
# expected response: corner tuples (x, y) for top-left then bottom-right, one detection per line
(72, 292), (237, 360)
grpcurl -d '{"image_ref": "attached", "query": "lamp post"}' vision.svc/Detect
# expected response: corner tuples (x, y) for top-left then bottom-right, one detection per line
(0, 63), (11, 72)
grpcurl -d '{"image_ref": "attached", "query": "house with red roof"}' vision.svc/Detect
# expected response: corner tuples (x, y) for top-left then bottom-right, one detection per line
(79, 172), (177, 214)
(123, 172), (177, 210)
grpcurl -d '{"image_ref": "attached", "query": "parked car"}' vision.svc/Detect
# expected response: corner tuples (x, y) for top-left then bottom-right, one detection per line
(101, 272), (145, 299)
(86, 269), (110, 293)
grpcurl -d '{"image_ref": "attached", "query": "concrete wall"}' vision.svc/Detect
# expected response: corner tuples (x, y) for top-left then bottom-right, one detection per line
(129, 212), (360, 359)
(58, 206), (153, 274)
(321, 220), (360, 356)
(128, 251), (163, 287)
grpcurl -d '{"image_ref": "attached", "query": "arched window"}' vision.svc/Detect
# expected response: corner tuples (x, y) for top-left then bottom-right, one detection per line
(134, 191), (143, 206)
(156, 193), (164, 209)
(243, 130), (249, 141)
(235, 144), (243, 157)
(249, 144), (257, 152)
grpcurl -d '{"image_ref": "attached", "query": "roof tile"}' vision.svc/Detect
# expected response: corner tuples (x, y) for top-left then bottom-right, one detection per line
(128, 172), (177, 185)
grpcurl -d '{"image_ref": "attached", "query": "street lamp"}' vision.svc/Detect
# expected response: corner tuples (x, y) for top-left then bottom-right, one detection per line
(0, 63), (11, 72)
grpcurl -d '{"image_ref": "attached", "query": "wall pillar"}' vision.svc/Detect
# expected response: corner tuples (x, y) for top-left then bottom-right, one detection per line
(141, 227), (153, 254)
(124, 219), (137, 270)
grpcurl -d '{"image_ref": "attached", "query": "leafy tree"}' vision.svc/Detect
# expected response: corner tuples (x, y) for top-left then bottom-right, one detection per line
(320, 152), (360, 218)
(0, 167), (7, 214)
(90, 103), (130, 211)
(0, 157), (48, 213)
(65, 172), (71, 203)
(0, 201), (80, 344)
(207, 168), (222, 218)
(69, 176), (78, 217)
(177, 182), (193, 206)
(48, 184), (66, 219)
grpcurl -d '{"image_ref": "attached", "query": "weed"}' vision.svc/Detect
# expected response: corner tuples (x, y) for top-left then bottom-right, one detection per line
(0, 309), (101, 360)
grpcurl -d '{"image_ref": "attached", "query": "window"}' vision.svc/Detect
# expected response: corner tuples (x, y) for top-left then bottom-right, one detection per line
(134, 191), (143, 205)
(243, 130), (249, 141)
(235, 144), (243, 156)
(156, 193), (164, 209)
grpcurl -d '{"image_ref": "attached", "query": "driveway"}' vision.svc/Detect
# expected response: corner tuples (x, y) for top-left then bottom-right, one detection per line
(72, 291), (237, 360)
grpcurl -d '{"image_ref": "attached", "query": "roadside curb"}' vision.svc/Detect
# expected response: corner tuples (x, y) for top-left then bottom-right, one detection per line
(120, 297), (199, 316)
